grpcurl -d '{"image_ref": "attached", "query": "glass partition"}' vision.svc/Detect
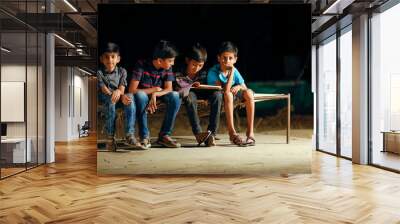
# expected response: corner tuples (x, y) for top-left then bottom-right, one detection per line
(370, 3), (400, 171)
(317, 35), (337, 154)
(1, 31), (28, 177)
(339, 27), (352, 158)
(0, 1), (46, 179)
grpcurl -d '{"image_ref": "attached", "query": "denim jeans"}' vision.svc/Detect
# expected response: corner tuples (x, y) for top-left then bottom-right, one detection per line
(183, 90), (222, 135)
(135, 90), (181, 139)
(98, 92), (136, 137)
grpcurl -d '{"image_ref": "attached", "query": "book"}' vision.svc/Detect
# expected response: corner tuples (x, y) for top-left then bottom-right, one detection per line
(191, 84), (222, 90)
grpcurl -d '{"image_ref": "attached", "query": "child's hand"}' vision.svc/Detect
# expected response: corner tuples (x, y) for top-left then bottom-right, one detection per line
(230, 85), (241, 95)
(155, 86), (162, 92)
(192, 82), (201, 87)
(226, 66), (234, 77)
(121, 94), (132, 105)
(147, 93), (158, 114)
(111, 89), (122, 104)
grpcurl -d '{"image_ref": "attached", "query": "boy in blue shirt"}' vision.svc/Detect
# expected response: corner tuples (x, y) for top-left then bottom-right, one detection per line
(207, 41), (255, 146)
(174, 43), (223, 146)
(97, 42), (140, 151)
(129, 40), (181, 148)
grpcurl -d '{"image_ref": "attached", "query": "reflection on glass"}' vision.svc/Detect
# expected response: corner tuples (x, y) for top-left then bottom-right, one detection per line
(1, 31), (27, 177)
(0, 1), (47, 179)
(38, 33), (46, 165)
(317, 36), (337, 154)
(371, 3), (400, 171)
(340, 29), (352, 158)
(27, 31), (38, 169)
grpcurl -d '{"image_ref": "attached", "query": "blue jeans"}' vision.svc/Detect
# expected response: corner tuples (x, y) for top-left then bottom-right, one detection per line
(183, 90), (222, 135)
(98, 92), (136, 137)
(135, 91), (181, 139)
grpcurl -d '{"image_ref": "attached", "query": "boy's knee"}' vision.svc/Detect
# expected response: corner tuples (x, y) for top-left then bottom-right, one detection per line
(164, 91), (180, 104)
(170, 91), (181, 103)
(224, 91), (233, 102)
(171, 91), (180, 98)
(125, 93), (134, 99)
(135, 91), (147, 101)
(166, 91), (180, 99)
(243, 89), (254, 100)
(213, 91), (223, 101)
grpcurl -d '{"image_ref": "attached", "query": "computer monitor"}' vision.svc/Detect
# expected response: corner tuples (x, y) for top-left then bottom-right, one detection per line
(1, 123), (7, 138)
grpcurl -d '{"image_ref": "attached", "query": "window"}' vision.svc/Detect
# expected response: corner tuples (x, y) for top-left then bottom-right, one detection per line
(370, 3), (400, 171)
(339, 27), (352, 158)
(0, 1), (46, 179)
(317, 35), (337, 154)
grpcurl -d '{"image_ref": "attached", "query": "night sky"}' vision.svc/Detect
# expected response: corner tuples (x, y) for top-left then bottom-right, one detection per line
(98, 4), (311, 82)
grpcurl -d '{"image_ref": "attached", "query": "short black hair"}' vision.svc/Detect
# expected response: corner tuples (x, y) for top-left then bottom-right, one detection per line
(100, 42), (120, 55)
(217, 41), (238, 57)
(186, 43), (207, 62)
(152, 40), (178, 60)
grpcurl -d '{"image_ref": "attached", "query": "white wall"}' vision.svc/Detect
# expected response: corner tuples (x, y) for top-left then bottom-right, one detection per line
(71, 71), (89, 138)
(55, 66), (69, 141)
(1, 64), (26, 131)
(1, 63), (46, 164)
(1, 65), (38, 138)
(1, 65), (26, 140)
(55, 66), (89, 141)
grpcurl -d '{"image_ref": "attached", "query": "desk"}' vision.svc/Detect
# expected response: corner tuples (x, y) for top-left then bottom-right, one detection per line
(381, 131), (400, 154)
(1, 138), (31, 163)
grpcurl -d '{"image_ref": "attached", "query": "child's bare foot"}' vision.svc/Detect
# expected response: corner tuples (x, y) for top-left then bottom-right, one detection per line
(245, 136), (256, 146)
(229, 133), (247, 147)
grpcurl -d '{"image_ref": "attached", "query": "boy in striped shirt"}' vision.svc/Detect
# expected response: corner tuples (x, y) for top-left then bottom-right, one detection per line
(128, 40), (181, 148)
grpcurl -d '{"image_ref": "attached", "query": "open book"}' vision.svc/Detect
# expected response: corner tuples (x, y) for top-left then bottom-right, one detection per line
(191, 84), (222, 90)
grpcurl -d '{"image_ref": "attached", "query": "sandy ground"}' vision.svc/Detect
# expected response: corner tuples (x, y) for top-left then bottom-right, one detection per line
(97, 108), (313, 175)
(98, 131), (312, 175)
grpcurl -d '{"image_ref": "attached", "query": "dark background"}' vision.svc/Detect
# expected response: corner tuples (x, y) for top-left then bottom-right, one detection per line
(98, 4), (311, 82)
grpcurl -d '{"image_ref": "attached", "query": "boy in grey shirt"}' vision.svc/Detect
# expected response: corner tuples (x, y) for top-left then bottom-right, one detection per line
(98, 42), (140, 151)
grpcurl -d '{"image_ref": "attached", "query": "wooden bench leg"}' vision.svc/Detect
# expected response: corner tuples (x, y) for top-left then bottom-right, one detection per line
(287, 94), (291, 144)
(234, 108), (241, 132)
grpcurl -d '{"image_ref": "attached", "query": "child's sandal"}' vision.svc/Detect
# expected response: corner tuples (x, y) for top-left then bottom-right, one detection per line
(195, 131), (212, 145)
(230, 134), (247, 147)
(245, 136), (256, 146)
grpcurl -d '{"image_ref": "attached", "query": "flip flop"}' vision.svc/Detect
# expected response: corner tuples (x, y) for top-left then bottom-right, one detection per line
(230, 134), (247, 147)
(245, 136), (256, 146)
(195, 131), (212, 146)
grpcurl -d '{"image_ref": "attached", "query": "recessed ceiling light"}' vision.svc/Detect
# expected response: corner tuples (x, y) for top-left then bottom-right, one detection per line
(54, 34), (75, 48)
(63, 0), (78, 12)
(322, 0), (353, 15)
(77, 67), (93, 76)
(1, 47), (11, 53)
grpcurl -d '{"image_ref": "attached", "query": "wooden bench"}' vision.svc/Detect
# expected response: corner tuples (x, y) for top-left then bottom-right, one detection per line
(98, 93), (291, 144)
(175, 93), (291, 143)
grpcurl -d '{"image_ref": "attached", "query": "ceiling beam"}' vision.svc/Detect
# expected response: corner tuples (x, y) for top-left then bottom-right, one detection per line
(66, 13), (97, 47)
